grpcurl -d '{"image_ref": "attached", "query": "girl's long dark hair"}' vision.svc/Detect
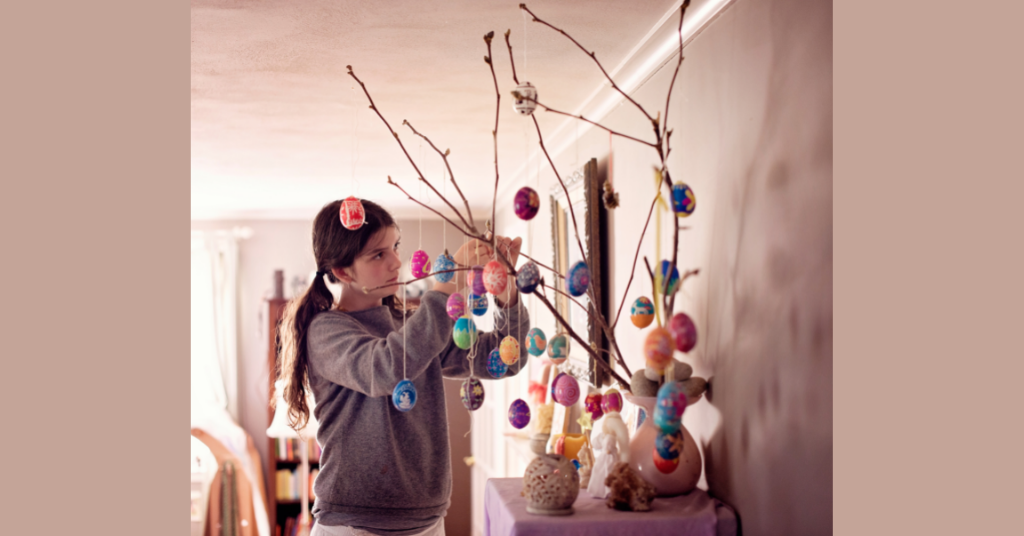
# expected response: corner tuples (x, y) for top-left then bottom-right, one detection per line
(276, 199), (411, 431)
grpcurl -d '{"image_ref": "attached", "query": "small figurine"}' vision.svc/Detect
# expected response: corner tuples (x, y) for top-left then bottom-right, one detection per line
(605, 462), (657, 512)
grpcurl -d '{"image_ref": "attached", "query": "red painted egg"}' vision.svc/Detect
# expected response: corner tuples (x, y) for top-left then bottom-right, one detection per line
(667, 312), (698, 353)
(483, 260), (507, 295)
(339, 196), (365, 230)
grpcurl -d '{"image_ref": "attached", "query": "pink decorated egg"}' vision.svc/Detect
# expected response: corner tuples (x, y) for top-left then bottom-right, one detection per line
(499, 335), (520, 366)
(552, 373), (580, 406)
(667, 312), (698, 353)
(410, 250), (431, 279)
(585, 393), (604, 420)
(339, 196), (365, 230)
(446, 293), (466, 320)
(601, 388), (623, 414)
(483, 260), (507, 295)
(514, 186), (540, 220)
(644, 327), (674, 371)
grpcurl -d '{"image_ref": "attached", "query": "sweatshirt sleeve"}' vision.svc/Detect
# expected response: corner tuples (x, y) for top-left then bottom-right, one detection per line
(307, 290), (454, 397)
(440, 297), (531, 380)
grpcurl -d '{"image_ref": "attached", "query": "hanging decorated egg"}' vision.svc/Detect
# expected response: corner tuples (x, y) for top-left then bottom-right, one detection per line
(601, 388), (623, 414)
(525, 327), (547, 356)
(339, 196), (365, 230)
(654, 381), (688, 433)
(392, 379), (417, 412)
(500, 335), (520, 366)
(432, 251), (456, 283)
(460, 377), (485, 411)
(644, 327), (674, 371)
(658, 261), (680, 294)
(410, 250), (431, 279)
(653, 429), (684, 473)
(469, 293), (489, 316)
(566, 260), (589, 297)
(516, 262), (541, 294)
(512, 81), (538, 115)
(483, 260), (508, 295)
(585, 393), (604, 420)
(453, 317), (478, 349)
(469, 265), (486, 295)
(446, 293), (466, 320)
(630, 297), (655, 328)
(487, 348), (508, 378)
(668, 312), (698, 353)
(508, 398), (531, 429)
(514, 186), (540, 220)
(547, 333), (569, 364)
(552, 373), (581, 406)
(671, 183), (697, 217)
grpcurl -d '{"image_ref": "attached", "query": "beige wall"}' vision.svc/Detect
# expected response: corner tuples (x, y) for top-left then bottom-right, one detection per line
(494, 0), (832, 533)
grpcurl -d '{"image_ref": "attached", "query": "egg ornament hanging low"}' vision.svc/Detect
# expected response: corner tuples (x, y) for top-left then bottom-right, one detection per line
(552, 372), (581, 407)
(658, 261), (680, 294)
(432, 251), (456, 283)
(512, 81), (538, 115)
(653, 428), (684, 473)
(514, 186), (540, 220)
(601, 388), (624, 415)
(487, 348), (508, 378)
(516, 262), (541, 294)
(469, 293), (489, 316)
(483, 260), (508, 295)
(630, 297), (655, 328)
(392, 379), (417, 412)
(410, 250), (431, 279)
(508, 398), (531, 429)
(460, 377), (485, 411)
(547, 333), (570, 364)
(671, 183), (697, 217)
(469, 265), (486, 295)
(525, 327), (547, 356)
(339, 196), (365, 230)
(446, 293), (466, 320)
(653, 381), (688, 433)
(566, 261), (590, 297)
(668, 312), (698, 353)
(500, 335), (520, 366)
(453, 317), (478, 349)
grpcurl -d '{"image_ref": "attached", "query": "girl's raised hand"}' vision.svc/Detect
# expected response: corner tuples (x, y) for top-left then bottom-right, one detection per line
(494, 236), (522, 269)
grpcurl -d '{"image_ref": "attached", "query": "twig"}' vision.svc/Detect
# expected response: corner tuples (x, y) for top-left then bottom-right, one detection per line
(512, 93), (657, 148)
(503, 30), (519, 85)
(387, 176), (471, 235)
(402, 120), (477, 233)
(612, 191), (660, 329)
(483, 32), (501, 255)
(662, 0), (691, 138)
(544, 282), (633, 381)
(362, 268), (471, 292)
(518, 252), (562, 278)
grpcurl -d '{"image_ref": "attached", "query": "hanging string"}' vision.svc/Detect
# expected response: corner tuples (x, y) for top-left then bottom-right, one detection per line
(442, 162), (447, 253)
(522, 10), (528, 80)
(351, 88), (361, 197)
(418, 140), (424, 250)
(403, 280), (407, 380)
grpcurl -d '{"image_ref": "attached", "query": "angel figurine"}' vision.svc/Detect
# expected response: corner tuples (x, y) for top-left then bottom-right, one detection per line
(586, 430), (620, 498)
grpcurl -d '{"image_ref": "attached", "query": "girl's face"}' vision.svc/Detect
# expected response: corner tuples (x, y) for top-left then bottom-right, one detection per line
(339, 226), (403, 299)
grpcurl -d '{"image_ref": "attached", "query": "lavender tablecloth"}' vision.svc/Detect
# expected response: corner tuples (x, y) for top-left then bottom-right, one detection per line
(483, 478), (736, 536)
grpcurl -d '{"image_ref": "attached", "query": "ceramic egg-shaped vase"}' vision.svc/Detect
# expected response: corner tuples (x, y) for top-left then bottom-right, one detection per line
(499, 335), (520, 366)
(509, 399), (531, 429)
(566, 261), (589, 297)
(516, 262), (541, 294)
(525, 327), (547, 356)
(339, 196), (365, 230)
(514, 186), (540, 220)
(410, 250), (431, 279)
(552, 372), (581, 406)
(513, 81), (538, 115)
(630, 297), (655, 328)
(653, 381), (688, 433)
(446, 293), (466, 320)
(658, 261), (680, 295)
(671, 183), (696, 217)
(487, 348), (508, 378)
(585, 393), (604, 420)
(547, 333), (569, 364)
(453, 317), (478, 349)
(668, 312), (698, 353)
(483, 260), (507, 295)
(522, 453), (580, 515)
(644, 327), (674, 372)
(601, 388), (623, 415)
(433, 252), (456, 283)
(392, 379), (417, 412)
(469, 265), (486, 295)
(460, 377), (485, 411)
(469, 293), (489, 316)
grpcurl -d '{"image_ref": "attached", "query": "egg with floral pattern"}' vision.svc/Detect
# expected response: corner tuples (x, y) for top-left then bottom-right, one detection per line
(601, 388), (623, 414)
(671, 183), (696, 217)
(469, 265), (485, 295)
(483, 260), (507, 295)
(446, 293), (465, 320)
(410, 250), (431, 279)
(547, 333), (569, 364)
(566, 261), (589, 297)
(469, 293), (488, 316)
(516, 262), (541, 294)
(460, 377), (485, 411)
(499, 335), (520, 366)
(630, 297), (655, 328)
(552, 372), (580, 406)
(432, 252), (456, 283)
(514, 186), (540, 220)
(525, 327), (547, 356)
(339, 196), (365, 230)
(487, 348), (507, 378)
(508, 398), (531, 429)
(392, 379), (417, 412)
(453, 317), (478, 349)
(644, 327), (674, 371)
(654, 380), (688, 433)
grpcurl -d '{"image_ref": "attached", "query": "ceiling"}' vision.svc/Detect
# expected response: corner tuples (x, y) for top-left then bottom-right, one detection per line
(191, 0), (683, 220)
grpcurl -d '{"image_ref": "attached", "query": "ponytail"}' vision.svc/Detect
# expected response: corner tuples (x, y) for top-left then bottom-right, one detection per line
(277, 271), (335, 432)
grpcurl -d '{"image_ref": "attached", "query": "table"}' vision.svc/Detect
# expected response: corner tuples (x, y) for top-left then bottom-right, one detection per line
(483, 478), (737, 536)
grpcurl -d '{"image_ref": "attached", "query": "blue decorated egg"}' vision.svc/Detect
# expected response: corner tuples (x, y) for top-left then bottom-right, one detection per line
(453, 317), (478, 349)
(469, 293), (489, 316)
(552, 372), (580, 406)
(499, 335), (520, 366)
(654, 428), (684, 473)
(432, 252), (456, 283)
(508, 398), (531, 429)
(525, 327), (547, 356)
(653, 438), (682, 474)
(392, 379), (417, 412)
(668, 312), (698, 353)
(630, 296), (655, 328)
(460, 377), (485, 411)
(446, 293), (465, 320)
(469, 265), (485, 295)
(566, 260), (589, 297)
(671, 183), (696, 217)
(658, 260), (680, 294)
(654, 381), (688, 433)
(487, 348), (508, 378)
(516, 262), (541, 294)
(547, 333), (569, 364)
(410, 250), (431, 279)
(514, 186), (540, 220)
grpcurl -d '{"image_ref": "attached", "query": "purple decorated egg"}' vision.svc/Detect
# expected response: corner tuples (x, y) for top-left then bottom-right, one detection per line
(552, 373), (580, 407)
(514, 186), (540, 220)
(339, 196), (365, 230)
(469, 265), (485, 295)
(654, 380), (688, 433)
(668, 312), (698, 353)
(460, 377), (485, 411)
(566, 260), (589, 297)
(483, 260), (507, 295)
(508, 398), (531, 429)
(410, 250), (431, 279)
(487, 348), (508, 378)
(516, 261), (541, 294)
(601, 388), (623, 414)
(446, 293), (465, 320)
(499, 335), (520, 366)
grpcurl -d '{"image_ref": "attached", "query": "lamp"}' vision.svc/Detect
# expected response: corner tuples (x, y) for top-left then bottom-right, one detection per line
(267, 380), (319, 536)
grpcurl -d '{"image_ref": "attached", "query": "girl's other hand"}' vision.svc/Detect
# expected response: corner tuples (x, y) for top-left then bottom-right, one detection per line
(494, 236), (522, 269)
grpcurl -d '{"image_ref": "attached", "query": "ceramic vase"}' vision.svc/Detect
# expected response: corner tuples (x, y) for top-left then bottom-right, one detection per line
(522, 453), (580, 515)
(623, 394), (701, 497)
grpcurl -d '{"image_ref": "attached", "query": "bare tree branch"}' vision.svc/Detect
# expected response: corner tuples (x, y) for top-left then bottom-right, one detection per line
(402, 120), (477, 233)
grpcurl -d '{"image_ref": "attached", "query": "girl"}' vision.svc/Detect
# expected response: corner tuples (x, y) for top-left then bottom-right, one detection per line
(278, 199), (529, 536)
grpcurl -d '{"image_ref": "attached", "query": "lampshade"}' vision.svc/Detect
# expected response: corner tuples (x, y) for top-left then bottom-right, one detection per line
(267, 379), (319, 440)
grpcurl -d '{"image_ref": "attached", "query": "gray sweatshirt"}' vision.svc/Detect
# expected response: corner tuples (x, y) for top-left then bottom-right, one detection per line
(307, 290), (530, 534)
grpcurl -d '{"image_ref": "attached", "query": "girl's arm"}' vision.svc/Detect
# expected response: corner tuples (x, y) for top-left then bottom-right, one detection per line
(439, 295), (531, 380)
(306, 290), (454, 397)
